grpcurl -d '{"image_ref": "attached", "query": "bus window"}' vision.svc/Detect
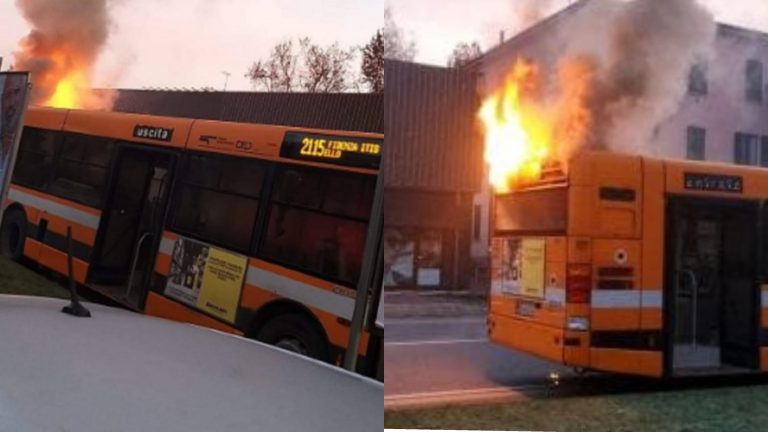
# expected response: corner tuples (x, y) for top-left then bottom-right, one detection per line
(49, 133), (114, 207)
(12, 128), (57, 191)
(260, 166), (374, 286)
(171, 154), (265, 253)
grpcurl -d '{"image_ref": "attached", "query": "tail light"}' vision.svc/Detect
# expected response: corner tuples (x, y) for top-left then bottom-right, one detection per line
(566, 264), (592, 304)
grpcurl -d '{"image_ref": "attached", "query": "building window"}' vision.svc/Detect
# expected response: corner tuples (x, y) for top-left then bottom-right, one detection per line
(473, 204), (482, 241)
(686, 126), (706, 160)
(762, 136), (768, 167)
(688, 63), (708, 96)
(734, 132), (759, 165)
(746, 59), (764, 104)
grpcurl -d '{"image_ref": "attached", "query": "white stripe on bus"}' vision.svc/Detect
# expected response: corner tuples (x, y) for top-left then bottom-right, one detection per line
(246, 266), (354, 320)
(545, 287), (565, 304)
(8, 188), (100, 230)
(592, 290), (662, 309)
(159, 236), (174, 255)
(158, 235), (354, 320)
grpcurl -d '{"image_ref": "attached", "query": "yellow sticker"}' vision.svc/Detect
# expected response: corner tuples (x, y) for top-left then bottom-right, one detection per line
(196, 247), (248, 323)
(521, 239), (546, 298)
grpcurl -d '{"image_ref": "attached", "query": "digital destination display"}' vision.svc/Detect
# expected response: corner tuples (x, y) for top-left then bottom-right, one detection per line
(280, 132), (382, 169)
(684, 172), (743, 193)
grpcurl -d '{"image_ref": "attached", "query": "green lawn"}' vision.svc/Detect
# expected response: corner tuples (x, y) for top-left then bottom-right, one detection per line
(385, 385), (768, 432)
(0, 257), (70, 299)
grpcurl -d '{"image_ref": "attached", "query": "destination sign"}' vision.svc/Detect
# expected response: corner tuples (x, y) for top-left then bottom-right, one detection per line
(133, 125), (174, 142)
(684, 172), (743, 193)
(280, 132), (382, 169)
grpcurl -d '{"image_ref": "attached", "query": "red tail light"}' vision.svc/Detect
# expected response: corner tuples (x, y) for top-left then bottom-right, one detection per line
(567, 264), (592, 304)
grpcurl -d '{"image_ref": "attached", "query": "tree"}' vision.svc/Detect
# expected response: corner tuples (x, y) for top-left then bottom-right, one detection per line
(245, 40), (298, 91)
(361, 30), (384, 93)
(384, 6), (416, 61)
(447, 41), (483, 67)
(299, 38), (355, 93)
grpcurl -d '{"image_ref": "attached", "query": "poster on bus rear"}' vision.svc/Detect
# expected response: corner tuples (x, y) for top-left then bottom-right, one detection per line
(0, 72), (30, 227)
(164, 236), (248, 324)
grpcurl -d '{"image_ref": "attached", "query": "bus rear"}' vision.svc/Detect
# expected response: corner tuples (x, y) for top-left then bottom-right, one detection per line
(488, 151), (661, 376)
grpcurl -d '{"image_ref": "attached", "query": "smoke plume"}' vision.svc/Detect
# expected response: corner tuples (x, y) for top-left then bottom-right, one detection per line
(12, 0), (115, 109)
(491, 0), (717, 163)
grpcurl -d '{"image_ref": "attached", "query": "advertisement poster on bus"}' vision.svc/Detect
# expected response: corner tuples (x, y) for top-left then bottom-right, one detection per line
(0, 72), (30, 222)
(165, 236), (248, 323)
(497, 238), (545, 298)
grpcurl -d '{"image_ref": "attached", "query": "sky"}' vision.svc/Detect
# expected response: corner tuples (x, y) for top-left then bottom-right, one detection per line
(387, 0), (768, 67)
(0, 0), (383, 91)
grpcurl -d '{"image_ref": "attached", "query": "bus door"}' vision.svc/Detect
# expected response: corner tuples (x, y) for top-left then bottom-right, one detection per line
(666, 197), (759, 372)
(89, 145), (175, 308)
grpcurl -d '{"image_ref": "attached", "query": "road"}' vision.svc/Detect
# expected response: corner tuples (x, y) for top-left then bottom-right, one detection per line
(384, 315), (574, 408)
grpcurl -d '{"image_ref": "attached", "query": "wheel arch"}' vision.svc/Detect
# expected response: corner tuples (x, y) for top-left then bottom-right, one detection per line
(246, 298), (331, 351)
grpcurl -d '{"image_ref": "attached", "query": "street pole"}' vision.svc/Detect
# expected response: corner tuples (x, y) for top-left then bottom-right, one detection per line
(343, 169), (384, 372)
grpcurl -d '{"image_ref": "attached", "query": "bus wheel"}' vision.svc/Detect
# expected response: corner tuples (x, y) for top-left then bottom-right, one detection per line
(256, 314), (329, 362)
(0, 209), (27, 260)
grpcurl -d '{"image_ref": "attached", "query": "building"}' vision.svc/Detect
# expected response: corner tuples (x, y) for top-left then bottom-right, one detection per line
(473, 0), (768, 165)
(384, 60), (486, 291)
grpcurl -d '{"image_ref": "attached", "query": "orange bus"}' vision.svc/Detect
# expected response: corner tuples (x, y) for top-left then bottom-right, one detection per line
(488, 150), (768, 377)
(1, 107), (383, 378)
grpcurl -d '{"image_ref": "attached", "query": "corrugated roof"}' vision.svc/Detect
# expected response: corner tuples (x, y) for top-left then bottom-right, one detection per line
(384, 60), (482, 192)
(108, 90), (383, 134)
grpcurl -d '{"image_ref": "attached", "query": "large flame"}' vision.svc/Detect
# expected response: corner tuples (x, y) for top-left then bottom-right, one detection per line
(45, 71), (87, 109)
(479, 57), (596, 193)
(479, 59), (553, 193)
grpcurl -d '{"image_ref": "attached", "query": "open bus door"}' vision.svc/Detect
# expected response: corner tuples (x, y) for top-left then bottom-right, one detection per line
(88, 145), (177, 309)
(665, 196), (760, 374)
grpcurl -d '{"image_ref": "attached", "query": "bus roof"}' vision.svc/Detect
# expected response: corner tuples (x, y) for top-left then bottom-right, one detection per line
(0, 295), (382, 431)
(24, 107), (382, 173)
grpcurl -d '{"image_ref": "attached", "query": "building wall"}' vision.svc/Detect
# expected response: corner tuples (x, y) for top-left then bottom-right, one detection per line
(656, 25), (768, 163)
(384, 60), (485, 292)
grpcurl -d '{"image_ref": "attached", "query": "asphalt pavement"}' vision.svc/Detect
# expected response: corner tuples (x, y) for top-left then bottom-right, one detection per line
(384, 315), (573, 408)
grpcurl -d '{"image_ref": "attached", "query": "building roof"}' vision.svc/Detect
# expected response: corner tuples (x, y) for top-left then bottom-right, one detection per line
(109, 89), (383, 134)
(384, 59), (482, 192)
(471, 0), (768, 70)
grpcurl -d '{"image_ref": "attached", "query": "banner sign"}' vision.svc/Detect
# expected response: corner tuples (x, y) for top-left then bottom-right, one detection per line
(0, 72), (30, 221)
(165, 236), (248, 324)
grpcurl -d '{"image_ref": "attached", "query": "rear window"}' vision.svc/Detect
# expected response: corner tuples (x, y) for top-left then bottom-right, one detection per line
(494, 187), (567, 233)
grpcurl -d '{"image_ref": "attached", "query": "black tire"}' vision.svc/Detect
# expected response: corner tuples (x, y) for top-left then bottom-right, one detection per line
(256, 313), (329, 362)
(0, 209), (27, 261)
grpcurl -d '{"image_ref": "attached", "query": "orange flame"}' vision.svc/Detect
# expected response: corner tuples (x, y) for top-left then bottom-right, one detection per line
(45, 71), (87, 109)
(479, 59), (552, 193)
(479, 57), (596, 193)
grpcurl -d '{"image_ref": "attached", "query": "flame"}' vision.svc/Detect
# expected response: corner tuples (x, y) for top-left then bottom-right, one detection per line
(479, 59), (553, 193)
(479, 57), (596, 193)
(46, 71), (86, 109)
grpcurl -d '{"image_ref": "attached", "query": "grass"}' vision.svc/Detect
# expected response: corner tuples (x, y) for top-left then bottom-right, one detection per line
(0, 257), (70, 299)
(385, 385), (768, 432)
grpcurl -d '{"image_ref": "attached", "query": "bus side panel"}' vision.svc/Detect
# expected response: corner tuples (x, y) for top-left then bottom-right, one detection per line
(591, 239), (641, 330)
(489, 314), (564, 364)
(640, 159), (665, 331)
(590, 348), (663, 377)
(145, 291), (244, 336)
(36, 244), (89, 283)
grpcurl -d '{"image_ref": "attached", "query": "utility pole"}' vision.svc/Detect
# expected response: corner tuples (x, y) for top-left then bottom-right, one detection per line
(221, 71), (231, 91)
